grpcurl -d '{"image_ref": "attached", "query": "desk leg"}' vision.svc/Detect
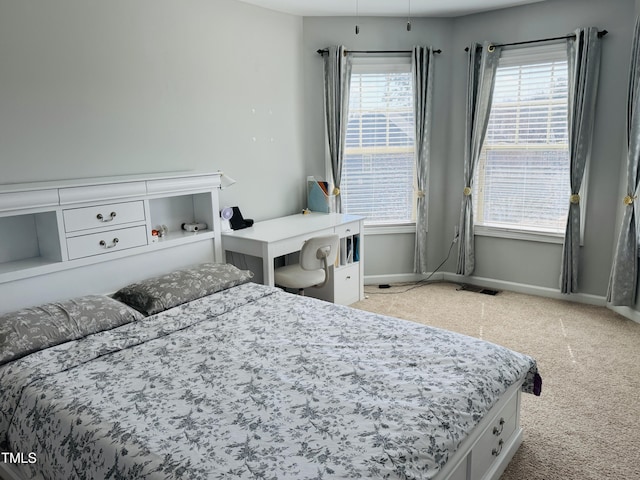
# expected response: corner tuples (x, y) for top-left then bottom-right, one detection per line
(263, 255), (275, 287)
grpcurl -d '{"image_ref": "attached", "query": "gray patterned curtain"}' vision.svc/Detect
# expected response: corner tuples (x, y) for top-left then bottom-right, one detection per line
(608, 18), (640, 306)
(560, 28), (602, 294)
(412, 46), (434, 274)
(456, 42), (501, 276)
(322, 46), (352, 212)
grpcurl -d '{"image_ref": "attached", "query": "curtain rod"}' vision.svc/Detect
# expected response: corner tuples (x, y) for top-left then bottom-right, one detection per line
(464, 29), (608, 52)
(316, 48), (442, 56)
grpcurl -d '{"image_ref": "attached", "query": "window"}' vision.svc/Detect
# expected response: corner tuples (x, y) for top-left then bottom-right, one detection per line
(341, 58), (416, 226)
(473, 44), (572, 237)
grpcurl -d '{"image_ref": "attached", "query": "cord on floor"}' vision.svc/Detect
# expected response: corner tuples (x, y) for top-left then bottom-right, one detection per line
(364, 238), (462, 295)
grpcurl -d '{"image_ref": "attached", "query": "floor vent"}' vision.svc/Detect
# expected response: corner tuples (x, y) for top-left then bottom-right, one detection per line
(459, 284), (500, 296)
(479, 288), (500, 296)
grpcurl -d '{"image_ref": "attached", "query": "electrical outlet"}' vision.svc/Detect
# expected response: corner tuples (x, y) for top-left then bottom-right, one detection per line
(453, 225), (459, 243)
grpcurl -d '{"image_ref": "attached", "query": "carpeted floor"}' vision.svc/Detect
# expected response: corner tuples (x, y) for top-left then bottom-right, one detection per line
(351, 282), (640, 480)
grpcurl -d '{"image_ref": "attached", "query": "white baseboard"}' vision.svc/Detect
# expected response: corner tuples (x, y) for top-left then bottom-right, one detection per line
(607, 304), (640, 324)
(442, 273), (607, 306)
(364, 271), (640, 325)
(365, 271), (604, 305)
(364, 272), (440, 285)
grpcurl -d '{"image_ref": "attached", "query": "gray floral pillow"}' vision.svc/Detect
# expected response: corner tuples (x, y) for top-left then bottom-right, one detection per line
(0, 295), (144, 366)
(112, 263), (254, 316)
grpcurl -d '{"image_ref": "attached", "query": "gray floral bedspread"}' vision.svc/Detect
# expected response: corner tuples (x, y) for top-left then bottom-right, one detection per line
(0, 283), (540, 480)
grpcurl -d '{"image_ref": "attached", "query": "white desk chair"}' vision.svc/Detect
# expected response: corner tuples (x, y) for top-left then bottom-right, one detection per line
(274, 234), (339, 295)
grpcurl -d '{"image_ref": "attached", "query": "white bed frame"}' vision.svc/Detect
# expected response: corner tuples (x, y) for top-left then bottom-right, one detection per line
(436, 382), (524, 480)
(0, 382), (524, 480)
(0, 172), (525, 480)
(0, 171), (223, 313)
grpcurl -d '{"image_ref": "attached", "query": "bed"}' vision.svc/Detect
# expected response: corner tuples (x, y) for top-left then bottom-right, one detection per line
(0, 263), (541, 480)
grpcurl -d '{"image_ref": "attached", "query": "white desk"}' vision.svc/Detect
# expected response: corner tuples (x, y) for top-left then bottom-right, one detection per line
(221, 212), (364, 305)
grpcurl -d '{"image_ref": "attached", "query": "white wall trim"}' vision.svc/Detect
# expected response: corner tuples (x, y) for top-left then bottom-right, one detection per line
(443, 273), (605, 305)
(607, 304), (640, 325)
(365, 224), (417, 235)
(364, 272), (438, 285)
(367, 271), (605, 305)
(365, 272), (640, 325)
(474, 225), (565, 244)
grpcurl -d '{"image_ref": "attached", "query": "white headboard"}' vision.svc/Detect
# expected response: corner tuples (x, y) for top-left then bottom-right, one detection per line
(0, 171), (223, 313)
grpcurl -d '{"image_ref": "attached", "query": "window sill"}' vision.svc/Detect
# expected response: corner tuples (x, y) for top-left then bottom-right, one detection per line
(365, 223), (417, 235)
(474, 225), (565, 244)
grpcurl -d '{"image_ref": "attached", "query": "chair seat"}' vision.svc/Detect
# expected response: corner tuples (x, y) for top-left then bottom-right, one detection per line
(274, 263), (326, 289)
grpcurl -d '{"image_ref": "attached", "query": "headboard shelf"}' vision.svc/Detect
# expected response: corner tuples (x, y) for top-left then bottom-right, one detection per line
(0, 172), (223, 311)
(0, 257), (62, 278)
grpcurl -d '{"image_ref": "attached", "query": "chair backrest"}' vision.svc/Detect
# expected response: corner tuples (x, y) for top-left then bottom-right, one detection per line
(299, 234), (339, 271)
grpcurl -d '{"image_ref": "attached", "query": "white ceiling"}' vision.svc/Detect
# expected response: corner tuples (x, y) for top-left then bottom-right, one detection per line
(235, 0), (548, 18)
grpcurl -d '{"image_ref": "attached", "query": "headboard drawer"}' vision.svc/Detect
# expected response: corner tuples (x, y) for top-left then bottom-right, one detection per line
(66, 225), (148, 260)
(63, 201), (146, 233)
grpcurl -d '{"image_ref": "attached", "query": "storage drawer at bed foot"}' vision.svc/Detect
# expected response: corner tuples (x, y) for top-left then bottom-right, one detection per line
(469, 409), (518, 479)
(63, 201), (145, 233)
(66, 226), (148, 260)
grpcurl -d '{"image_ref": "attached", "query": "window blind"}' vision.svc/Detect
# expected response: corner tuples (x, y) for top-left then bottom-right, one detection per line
(342, 61), (416, 225)
(474, 43), (570, 234)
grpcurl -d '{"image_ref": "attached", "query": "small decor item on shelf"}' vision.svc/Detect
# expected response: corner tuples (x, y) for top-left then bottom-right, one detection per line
(181, 222), (207, 232)
(155, 225), (168, 237)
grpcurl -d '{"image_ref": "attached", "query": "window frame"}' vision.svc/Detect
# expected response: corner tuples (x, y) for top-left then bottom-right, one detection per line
(336, 55), (418, 230)
(473, 43), (587, 245)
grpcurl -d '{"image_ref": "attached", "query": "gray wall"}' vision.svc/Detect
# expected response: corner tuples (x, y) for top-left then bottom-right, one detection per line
(1, 0), (637, 299)
(304, 0), (636, 296)
(0, 0), (305, 221)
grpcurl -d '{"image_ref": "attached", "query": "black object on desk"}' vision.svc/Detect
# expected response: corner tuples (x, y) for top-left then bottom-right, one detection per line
(230, 207), (254, 230)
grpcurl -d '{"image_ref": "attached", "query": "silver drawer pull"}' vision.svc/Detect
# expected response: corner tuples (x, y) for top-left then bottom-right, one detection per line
(492, 439), (504, 457)
(346, 275), (352, 280)
(97, 212), (117, 222)
(492, 418), (505, 436)
(99, 238), (119, 249)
